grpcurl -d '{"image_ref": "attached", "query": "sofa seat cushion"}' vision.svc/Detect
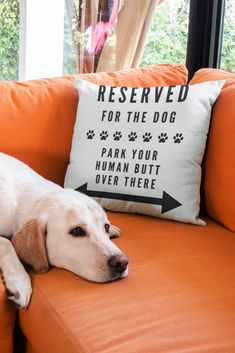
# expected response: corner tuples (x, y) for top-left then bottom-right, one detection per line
(0, 278), (16, 353)
(19, 213), (235, 353)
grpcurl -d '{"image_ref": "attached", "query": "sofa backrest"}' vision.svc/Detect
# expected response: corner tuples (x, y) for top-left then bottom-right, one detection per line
(0, 64), (187, 186)
(190, 68), (235, 232)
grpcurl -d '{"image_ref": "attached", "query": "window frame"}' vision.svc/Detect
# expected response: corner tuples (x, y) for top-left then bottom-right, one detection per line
(186, 0), (226, 80)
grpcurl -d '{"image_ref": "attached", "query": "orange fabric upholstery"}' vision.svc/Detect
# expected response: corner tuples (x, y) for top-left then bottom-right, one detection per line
(0, 64), (187, 352)
(19, 212), (235, 353)
(3, 65), (235, 353)
(0, 64), (187, 186)
(190, 69), (235, 231)
(25, 343), (38, 353)
(0, 279), (16, 353)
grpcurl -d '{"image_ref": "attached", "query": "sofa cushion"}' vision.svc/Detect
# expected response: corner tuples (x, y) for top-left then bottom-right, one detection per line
(65, 79), (223, 225)
(0, 279), (16, 353)
(190, 68), (235, 232)
(0, 64), (187, 186)
(19, 214), (235, 353)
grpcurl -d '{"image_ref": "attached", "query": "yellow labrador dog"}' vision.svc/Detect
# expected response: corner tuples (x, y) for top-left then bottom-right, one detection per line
(0, 153), (128, 309)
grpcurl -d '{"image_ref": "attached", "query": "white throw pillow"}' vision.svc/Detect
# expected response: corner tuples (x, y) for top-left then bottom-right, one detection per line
(64, 79), (224, 225)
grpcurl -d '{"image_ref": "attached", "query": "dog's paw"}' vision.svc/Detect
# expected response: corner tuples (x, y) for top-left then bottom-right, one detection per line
(109, 225), (121, 239)
(2, 270), (32, 309)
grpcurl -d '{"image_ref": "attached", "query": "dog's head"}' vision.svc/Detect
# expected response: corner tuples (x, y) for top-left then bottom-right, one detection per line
(12, 189), (128, 283)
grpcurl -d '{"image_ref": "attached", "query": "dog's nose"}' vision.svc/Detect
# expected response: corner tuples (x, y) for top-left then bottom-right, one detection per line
(108, 254), (128, 274)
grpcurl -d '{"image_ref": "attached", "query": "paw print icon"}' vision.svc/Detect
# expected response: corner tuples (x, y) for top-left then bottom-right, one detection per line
(113, 131), (122, 141)
(128, 132), (138, 141)
(158, 133), (168, 143)
(142, 132), (152, 142)
(86, 130), (95, 139)
(173, 133), (184, 143)
(100, 131), (109, 140)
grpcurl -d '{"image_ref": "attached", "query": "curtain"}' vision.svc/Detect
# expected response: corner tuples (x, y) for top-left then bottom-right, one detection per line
(65, 0), (164, 74)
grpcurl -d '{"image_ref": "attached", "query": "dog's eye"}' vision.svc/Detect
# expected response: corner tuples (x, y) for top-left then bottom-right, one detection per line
(69, 227), (86, 237)
(104, 223), (110, 232)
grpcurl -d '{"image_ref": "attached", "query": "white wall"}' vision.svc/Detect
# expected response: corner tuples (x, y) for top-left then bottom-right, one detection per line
(19, 0), (65, 80)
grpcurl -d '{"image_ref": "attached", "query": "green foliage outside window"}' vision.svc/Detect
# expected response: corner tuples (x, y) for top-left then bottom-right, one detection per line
(140, 0), (235, 73)
(220, 0), (235, 72)
(0, 0), (19, 81)
(139, 0), (189, 67)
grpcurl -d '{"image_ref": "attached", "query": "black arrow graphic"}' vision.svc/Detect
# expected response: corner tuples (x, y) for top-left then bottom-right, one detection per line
(76, 183), (182, 214)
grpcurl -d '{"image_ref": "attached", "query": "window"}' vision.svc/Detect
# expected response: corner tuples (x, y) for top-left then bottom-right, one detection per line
(63, 0), (190, 75)
(220, 0), (235, 72)
(0, 0), (234, 81)
(0, 0), (19, 81)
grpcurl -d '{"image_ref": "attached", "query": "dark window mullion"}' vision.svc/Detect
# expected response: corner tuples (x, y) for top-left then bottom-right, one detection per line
(209, 0), (225, 68)
(186, 0), (225, 80)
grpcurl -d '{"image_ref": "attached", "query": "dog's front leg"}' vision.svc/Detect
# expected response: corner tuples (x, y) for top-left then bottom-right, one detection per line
(0, 236), (32, 309)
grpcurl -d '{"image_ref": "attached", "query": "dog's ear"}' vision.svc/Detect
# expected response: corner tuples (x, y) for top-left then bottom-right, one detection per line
(109, 225), (121, 239)
(12, 218), (49, 273)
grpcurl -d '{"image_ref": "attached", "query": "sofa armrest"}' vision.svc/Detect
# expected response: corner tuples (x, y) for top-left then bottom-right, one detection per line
(0, 276), (16, 353)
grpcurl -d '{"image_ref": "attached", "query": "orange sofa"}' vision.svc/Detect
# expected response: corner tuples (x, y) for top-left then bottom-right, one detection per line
(1, 65), (235, 353)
